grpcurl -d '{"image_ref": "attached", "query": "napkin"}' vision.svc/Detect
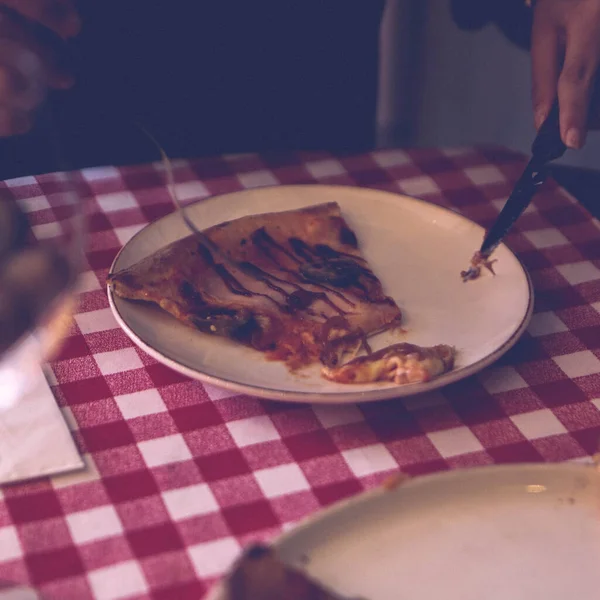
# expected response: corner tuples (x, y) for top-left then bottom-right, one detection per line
(0, 367), (84, 485)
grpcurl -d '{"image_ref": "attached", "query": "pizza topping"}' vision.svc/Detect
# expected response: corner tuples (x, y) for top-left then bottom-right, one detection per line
(299, 258), (362, 288)
(252, 227), (301, 265)
(224, 235), (355, 315)
(320, 328), (373, 368)
(198, 243), (252, 298)
(248, 230), (361, 307)
(320, 319), (352, 367)
(320, 315), (351, 342)
(239, 259), (355, 312)
(286, 289), (318, 311)
(318, 316), (398, 369)
(288, 237), (316, 262)
(322, 342), (456, 385)
(197, 242), (295, 313)
(313, 242), (367, 265)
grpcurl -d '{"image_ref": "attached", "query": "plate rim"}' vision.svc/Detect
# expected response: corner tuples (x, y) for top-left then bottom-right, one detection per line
(205, 461), (599, 600)
(107, 183), (534, 404)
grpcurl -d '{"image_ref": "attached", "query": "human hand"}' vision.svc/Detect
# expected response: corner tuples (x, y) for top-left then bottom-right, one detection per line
(531, 0), (600, 149)
(0, 1), (80, 136)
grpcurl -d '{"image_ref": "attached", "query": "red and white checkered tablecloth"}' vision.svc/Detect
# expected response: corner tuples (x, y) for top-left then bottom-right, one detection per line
(1, 145), (600, 599)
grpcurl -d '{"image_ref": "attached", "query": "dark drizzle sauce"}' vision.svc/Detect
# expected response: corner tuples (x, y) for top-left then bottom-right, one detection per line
(214, 264), (253, 297)
(251, 227), (300, 264)
(339, 223), (358, 248)
(313, 245), (374, 281)
(287, 289), (346, 316)
(238, 261), (287, 296)
(197, 242), (216, 265)
(288, 237), (315, 262)
(286, 289), (316, 311)
(299, 259), (361, 288)
(239, 261), (344, 315)
(290, 239), (376, 289)
(314, 243), (366, 264)
(240, 261), (309, 314)
(246, 235), (355, 310)
(266, 258), (356, 308)
(197, 243), (284, 310)
(179, 280), (206, 307)
(197, 226), (380, 318)
(320, 325), (373, 368)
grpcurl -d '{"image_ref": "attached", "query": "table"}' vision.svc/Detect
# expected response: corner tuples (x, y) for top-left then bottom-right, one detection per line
(1, 146), (600, 600)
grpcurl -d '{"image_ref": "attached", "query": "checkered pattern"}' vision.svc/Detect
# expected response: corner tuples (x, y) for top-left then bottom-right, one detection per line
(1, 146), (600, 599)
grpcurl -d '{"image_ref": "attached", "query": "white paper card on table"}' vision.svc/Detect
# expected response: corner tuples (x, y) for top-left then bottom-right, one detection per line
(0, 368), (84, 485)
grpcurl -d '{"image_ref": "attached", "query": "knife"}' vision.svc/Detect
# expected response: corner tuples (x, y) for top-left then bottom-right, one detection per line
(461, 98), (567, 281)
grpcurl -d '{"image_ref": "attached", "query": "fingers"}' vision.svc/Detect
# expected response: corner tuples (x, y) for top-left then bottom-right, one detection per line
(531, 5), (561, 130)
(557, 9), (600, 148)
(0, 39), (43, 136)
(0, 11), (75, 136)
(0, 0), (80, 38)
(0, 10), (74, 87)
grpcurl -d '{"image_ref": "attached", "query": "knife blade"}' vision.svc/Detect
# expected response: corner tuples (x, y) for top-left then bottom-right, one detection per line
(461, 98), (567, 281)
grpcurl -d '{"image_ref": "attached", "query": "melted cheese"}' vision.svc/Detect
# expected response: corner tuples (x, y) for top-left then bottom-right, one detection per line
(322, 343), (456, 385)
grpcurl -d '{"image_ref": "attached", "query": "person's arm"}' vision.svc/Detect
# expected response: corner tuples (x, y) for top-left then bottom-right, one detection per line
(452, 0), (600, 150)
(0, 1), (79, 136)
(531, 0), (600, 149)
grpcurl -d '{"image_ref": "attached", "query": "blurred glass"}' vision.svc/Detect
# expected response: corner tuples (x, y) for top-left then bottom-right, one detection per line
(0, 101), (85, 409)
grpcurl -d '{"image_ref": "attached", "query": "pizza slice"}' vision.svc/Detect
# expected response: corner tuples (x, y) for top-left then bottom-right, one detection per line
(223, 543), (364, 600)
(322, 342), (456, 384)
(108, 202), (402, 371)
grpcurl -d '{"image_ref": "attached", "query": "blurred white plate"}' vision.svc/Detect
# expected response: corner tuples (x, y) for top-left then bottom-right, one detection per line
(208, 462), (600, 600)
(108, 184), (533, 403)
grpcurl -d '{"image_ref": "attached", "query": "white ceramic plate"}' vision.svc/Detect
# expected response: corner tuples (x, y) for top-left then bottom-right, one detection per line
(108, 184), (533, 403)
(207, 462), (600, 600)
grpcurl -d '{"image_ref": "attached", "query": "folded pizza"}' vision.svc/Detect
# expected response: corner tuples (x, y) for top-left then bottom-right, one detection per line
(108, 202), (402, 371)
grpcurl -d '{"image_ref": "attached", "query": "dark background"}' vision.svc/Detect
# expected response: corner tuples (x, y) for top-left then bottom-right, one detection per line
(0, 1), (385, 179)
(0, 0), (596, 221)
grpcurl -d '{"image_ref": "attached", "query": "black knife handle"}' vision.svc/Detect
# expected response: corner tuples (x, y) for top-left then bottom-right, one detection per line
(531, 98), (567, 164)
